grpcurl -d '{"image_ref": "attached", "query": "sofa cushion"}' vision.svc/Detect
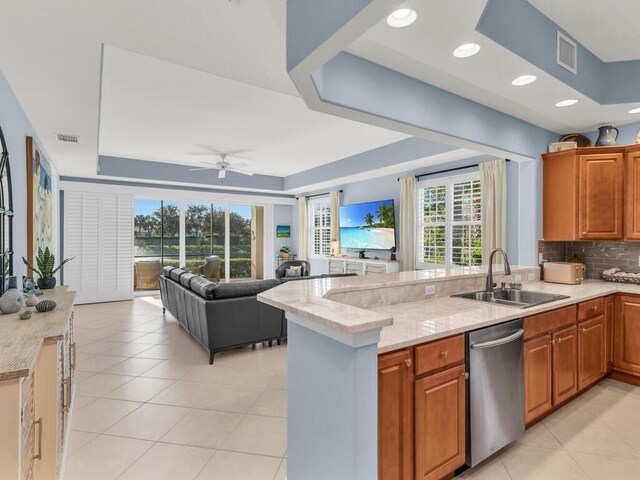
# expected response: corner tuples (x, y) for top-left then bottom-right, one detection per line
(212, 279), (281, 299)
(180, 272), (198, 289)
(190, 276), (217, 300)
(170, 268), (188, 282)
(163, 266), (175, 278)
(285, 266), (302, 277)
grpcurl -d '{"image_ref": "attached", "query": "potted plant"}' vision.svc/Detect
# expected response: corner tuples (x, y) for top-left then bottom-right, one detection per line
(22, 247), (74, 290)
(280, 246), (291, 259)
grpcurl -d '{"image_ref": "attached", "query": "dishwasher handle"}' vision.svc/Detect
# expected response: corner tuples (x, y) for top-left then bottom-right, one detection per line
(470, 329), (524, 350)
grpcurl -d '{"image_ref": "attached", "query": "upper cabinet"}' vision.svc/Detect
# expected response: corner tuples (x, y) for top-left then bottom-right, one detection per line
(542, 146), (640, 241)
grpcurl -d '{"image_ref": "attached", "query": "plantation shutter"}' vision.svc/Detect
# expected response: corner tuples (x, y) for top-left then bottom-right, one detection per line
(64, 189), (133, 304)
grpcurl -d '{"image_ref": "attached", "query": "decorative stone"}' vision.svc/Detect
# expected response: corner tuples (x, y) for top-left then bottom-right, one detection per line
(35, 300), (57, 312)
(25, 294), (39, 307)
(0, 289), (25, 314)
(18, 310), (32, 320)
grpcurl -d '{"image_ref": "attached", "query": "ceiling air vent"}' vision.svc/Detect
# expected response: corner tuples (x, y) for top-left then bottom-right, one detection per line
(557, 31), (577, 74)
(56, 134), (79, 143)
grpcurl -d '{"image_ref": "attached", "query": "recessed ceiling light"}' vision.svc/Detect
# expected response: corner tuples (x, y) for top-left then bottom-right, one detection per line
(387, 8), (417, 28)
(453, 43), (481, 58)
(511, 75), (537, 86)
(555, 99), (578, 107)
(629, 107), (640, 114)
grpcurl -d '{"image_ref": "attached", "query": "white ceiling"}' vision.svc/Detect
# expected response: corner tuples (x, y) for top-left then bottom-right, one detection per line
(528, 0), (640, 62)
(99, 46), (408, 177)
(0, 0), (408, 181)
(348, 0), (640, 133)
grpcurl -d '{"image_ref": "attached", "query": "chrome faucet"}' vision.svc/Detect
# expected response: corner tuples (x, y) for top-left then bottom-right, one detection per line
(486, 248), (512, 292)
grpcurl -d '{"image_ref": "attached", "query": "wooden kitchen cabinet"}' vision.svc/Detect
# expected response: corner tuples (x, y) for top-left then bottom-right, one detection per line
(577, 315), (606, 390)
(378, 349), (413, 480)
(524, 334), (553, 424)
(624, 146), (640, 240)
(614, 295), (640, 374)
(605, 295), (615, 371)
(552, 325), (579, 404)
(414, 364), (465, 480)
(543, 147), (625, 241)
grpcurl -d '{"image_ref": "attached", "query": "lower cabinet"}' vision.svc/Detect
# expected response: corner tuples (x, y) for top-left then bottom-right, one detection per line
(614, 295), (640, 374)
(523, 334), (553, 424)
(378, 349), (413, 480)
(552, 325), (579, 405)
(414, 365), (466, 480)
(605, 295), (614, 371)
(578, 315), (606, 390)
(378, 336), (465, 480)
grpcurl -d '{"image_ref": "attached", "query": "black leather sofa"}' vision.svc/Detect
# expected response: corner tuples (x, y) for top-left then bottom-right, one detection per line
(159, 266), (357, 364)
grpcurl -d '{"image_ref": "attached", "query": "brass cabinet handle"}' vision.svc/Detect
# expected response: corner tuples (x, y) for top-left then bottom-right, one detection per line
(63, 377), (72, 412)
(556, 337), (563, 344)
(404, 358), (412, 367)
(33, 418), (42, 460)
(440, 351), (449, 359)
(592, 306), (598, 311)
(580, 327), (586, 333)
(70, 342), (77, 370)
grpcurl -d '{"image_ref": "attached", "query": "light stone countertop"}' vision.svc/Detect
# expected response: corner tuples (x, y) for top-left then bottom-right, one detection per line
(258, 265), (538, 336)
(257, 267), (640, 353)
(374, 280), (640, 353)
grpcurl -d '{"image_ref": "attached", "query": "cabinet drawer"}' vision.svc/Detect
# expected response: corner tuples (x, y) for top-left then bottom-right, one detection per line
(577, 297), (605, 322)
(364, 263), (386, 275)
(415, 335), (464, 376)
(524, 305), (576, 340)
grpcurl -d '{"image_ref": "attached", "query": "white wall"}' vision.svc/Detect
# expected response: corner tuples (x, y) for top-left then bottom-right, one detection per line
(0, 71), (60, 282)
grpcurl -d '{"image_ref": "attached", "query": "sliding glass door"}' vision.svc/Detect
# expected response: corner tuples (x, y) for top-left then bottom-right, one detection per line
(185, 202), (226, 274)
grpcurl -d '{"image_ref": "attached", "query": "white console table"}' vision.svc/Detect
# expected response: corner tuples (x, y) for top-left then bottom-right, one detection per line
(327, 257), (400, 275)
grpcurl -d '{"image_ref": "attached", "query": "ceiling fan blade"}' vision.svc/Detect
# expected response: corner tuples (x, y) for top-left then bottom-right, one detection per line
(218, 169), (226, 179)
(189, 165), (221, 171)
(228, 168), (254, 176)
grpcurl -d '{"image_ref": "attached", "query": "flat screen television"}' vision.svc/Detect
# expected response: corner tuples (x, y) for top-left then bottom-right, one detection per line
(339, 199), (396, 250)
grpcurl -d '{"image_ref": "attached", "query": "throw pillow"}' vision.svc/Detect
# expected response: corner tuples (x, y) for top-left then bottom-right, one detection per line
(285, 266), (302, 277)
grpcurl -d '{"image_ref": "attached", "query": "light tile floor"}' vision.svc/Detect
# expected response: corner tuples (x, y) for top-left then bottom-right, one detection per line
(67, 297), (640, 480)
(66, 296), (287, 480)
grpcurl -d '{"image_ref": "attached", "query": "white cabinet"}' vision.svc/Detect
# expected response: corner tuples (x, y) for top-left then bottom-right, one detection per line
(326, 257), (400, 275)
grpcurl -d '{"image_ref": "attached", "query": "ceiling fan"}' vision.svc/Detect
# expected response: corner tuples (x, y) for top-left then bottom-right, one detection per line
(189, 153), (254, 179)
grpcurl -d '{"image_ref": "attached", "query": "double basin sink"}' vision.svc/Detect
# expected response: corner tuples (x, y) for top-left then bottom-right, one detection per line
(452, 289), (569, 309)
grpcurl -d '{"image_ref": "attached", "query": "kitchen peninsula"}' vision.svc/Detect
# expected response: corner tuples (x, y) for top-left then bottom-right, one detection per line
(258, 267), (640, 480)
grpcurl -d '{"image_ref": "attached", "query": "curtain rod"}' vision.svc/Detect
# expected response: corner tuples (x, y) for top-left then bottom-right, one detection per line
(397, 159), (511, 182)
(296, 189), (343, 200)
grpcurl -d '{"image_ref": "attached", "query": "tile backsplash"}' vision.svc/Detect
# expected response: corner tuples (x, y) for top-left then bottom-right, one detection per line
(538, 240), (640, 279)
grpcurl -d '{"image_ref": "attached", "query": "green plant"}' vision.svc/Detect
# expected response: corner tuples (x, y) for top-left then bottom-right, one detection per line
(280, 246), (290, 254)
(22, 247), (74, 279)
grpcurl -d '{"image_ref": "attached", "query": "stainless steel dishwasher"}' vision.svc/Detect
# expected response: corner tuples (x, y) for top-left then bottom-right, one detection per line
(466, 318), (525, 467)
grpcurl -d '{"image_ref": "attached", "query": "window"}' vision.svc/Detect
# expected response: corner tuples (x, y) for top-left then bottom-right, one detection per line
(417, 173), (482, 268)
(308, 198), (331, 257)
(185, 202), (225, 270)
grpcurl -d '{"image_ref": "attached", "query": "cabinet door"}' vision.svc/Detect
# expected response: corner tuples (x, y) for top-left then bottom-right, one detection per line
(552, 325), (578, 405)
(614, 296), (640, 373)
(378, 350), (413, 480)
(625, 148), (640, 240)
(578, 153), (624, 239)
(524, 335), (553, 423)
(578, 316), (606, 390)
(414, 365), (465, 480)
(605, 296), (614, 372)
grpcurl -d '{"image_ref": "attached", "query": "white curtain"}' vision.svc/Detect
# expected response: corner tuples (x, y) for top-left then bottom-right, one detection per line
(330, 191), (340, 255)
(399, 176), (416, 272)
(297, 196), (308, 260)
(479, 159), (507, 264)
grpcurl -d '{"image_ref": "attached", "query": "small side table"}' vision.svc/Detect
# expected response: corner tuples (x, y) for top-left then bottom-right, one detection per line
(276, 254), (297, 266)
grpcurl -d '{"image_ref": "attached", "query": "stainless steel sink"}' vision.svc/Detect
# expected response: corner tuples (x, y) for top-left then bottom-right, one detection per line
(452, 289), (570, 309)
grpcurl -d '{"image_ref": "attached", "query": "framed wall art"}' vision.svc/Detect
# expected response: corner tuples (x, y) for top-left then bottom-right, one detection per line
(26, 136), (53, 266)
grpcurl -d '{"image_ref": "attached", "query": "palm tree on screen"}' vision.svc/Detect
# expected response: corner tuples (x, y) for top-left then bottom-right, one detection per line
(364, 212), (374, 226)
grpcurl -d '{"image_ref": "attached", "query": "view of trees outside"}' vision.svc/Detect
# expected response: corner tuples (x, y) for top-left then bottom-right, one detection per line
(134, 200), (255, 281)
(134, 199), (180, 267)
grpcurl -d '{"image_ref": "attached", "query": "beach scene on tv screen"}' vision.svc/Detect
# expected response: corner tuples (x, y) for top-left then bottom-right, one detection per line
(339, 199), (395, 250)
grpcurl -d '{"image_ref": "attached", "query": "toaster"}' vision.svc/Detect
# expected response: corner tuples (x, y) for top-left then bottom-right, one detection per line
(543, 262), (585, 285)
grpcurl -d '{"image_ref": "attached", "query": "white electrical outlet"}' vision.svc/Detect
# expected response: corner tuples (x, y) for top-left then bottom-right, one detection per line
(424, 285), (436, 295)
(528, 272), (535, 281)
(514, 274), (522, 283)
